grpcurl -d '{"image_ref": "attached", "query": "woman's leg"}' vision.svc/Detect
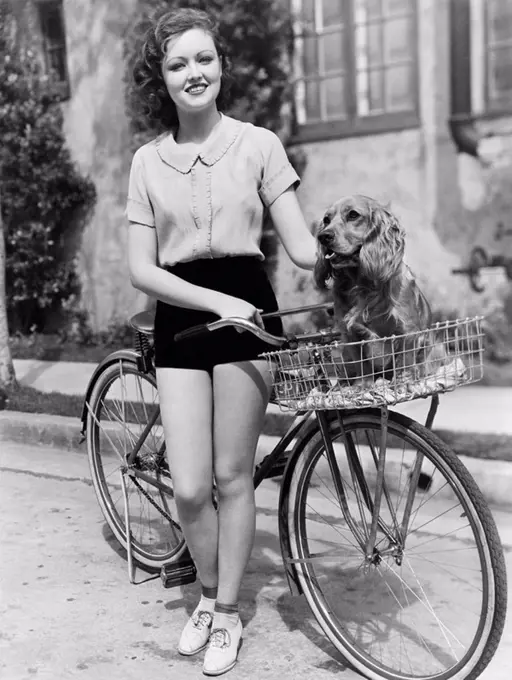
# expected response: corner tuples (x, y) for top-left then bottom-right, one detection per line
(156, 367), (218, 589)
(211, 359), (273, 605)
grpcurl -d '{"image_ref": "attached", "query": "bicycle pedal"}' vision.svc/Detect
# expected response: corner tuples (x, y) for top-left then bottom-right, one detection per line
(160, 557), (197, 589)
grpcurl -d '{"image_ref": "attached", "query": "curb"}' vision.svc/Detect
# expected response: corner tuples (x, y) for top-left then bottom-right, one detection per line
(2, 409), (512, 510)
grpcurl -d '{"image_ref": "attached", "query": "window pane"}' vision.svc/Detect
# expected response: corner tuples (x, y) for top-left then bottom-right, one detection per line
(382, 0), (410, 16)
(305, 79), (321, 120)
(324, 76), (347, 118)
(43, 6), (64, 46)
(354, 0), (382, 20)
(367, 22), (382, 66)
(383, 17), (411, 63)
(321, 29), (344, 73)
(369, 69), (384, 111)
(302, 36), (319, 76)
(48, 46), (67, 82)
(322, 0), (344, 27)
(301, 0), (316, 27)
(385, 64), (415, 110)
(488, 1), (512, 45)
(489, 46), (512, 101)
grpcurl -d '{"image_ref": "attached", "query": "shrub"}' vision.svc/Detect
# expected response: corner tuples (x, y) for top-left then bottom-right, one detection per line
(0, 1), (96, 333)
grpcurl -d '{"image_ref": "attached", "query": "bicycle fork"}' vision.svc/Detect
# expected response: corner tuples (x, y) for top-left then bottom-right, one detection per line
(317, 397), (439, 569)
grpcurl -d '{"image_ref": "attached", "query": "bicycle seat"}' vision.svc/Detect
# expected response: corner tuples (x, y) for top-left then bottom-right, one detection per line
(130, 310), (155, 335)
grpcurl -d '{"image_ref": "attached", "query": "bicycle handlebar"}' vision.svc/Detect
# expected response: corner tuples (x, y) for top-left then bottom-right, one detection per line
(174, 316), (286, 347)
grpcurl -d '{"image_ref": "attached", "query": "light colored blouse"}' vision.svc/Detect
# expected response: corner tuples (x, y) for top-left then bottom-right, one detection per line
(126, 114), (300, 267)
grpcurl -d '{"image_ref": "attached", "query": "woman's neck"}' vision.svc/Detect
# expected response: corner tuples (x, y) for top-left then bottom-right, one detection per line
(175, 107), (222, 145)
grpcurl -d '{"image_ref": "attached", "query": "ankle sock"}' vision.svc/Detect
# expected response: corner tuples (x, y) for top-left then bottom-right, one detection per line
(195, 584), (217, 614)
(213, 602), (240, 631)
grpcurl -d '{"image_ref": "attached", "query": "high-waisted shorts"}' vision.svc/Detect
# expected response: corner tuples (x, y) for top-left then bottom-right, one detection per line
(154, 256), (284, 372)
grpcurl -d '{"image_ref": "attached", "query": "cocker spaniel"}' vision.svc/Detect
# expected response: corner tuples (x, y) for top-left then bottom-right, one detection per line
(314, 195), (434, 383)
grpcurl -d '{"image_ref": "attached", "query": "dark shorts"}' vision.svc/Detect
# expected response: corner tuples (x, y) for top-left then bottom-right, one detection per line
(154, 256), (284, 372)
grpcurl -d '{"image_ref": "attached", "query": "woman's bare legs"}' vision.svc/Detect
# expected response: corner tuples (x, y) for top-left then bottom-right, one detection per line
(212, 359), (273, 605)
(156, 367), (218, 589)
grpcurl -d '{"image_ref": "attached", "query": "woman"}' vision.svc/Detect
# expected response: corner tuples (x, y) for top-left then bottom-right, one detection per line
(127, 7), (317, 676)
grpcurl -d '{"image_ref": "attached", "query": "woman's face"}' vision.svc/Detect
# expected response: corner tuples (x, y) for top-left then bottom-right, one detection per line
(162, 28), (222, 116)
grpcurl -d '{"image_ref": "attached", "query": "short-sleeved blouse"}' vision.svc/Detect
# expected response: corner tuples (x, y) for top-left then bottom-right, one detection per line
(126, 114), (300, 267)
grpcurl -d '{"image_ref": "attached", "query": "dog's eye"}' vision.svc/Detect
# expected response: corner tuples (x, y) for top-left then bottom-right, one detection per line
(347, 210), (360, 221)
(322, 214), (331, 226)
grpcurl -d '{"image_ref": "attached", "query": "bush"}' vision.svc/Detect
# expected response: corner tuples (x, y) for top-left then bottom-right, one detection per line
(0, 1), (96, 333)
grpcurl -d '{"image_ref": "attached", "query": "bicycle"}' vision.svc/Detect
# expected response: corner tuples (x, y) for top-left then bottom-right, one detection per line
(80, 303), (507, 680)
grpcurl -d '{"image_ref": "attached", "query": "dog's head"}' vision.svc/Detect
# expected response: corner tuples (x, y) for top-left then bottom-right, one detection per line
(314, 195), (405, 288)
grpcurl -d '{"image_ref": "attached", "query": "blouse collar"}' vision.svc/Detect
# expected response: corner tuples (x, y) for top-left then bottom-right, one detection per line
(156, 114), (243, 174)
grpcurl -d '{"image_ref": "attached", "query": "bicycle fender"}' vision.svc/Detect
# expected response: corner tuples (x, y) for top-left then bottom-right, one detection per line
(79, 349), (143, 437)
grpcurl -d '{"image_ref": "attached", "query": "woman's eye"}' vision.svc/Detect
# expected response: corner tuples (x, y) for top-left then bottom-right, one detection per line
(168, 63), (183, 71)
(200, 56), (213, 64)
(347, 210), (360, 221)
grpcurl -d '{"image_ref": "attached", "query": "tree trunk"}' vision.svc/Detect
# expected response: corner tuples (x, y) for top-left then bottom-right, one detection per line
(0, 191), (16, 389)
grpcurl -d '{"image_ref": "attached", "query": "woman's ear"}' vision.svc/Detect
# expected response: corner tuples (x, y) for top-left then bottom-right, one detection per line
(359, 206), (405, 284)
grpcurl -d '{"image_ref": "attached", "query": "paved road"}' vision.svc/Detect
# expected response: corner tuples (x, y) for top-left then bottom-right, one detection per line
(1, 442), (511, 680)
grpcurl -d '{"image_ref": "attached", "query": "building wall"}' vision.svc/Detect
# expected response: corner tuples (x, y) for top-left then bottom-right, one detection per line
(60, 0), (148, 331)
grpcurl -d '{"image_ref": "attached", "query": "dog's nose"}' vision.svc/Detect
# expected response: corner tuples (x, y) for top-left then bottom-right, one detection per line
(318, 230), (335, 246)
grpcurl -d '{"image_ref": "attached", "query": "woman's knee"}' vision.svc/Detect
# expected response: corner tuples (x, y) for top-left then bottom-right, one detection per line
(174, 482), (213, 519)
(214, 467), (253, 500)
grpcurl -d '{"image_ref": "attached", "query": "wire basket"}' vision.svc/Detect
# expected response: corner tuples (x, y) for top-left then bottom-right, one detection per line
(263, 317), (485, 412)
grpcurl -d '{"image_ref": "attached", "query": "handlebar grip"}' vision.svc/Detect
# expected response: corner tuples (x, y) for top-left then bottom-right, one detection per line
(174, 324), (210, 343)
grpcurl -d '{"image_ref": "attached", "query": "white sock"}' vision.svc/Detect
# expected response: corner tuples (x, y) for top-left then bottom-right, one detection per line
(213, 610), (240, 631)
(196, 594), (216, 614)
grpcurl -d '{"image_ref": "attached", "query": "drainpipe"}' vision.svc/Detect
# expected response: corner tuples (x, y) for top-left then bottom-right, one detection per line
(449, 0), (481, 157)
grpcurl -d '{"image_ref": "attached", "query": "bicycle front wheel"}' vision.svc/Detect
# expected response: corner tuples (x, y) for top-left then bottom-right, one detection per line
(86, 358), (186, 571)
(286, 409), (507, 680)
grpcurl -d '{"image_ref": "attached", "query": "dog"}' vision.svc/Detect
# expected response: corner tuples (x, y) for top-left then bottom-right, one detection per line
(314, 195), (434, 384)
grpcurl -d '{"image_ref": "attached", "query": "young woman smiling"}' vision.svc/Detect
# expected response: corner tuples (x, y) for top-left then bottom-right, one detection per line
(127, 7), (317, 676)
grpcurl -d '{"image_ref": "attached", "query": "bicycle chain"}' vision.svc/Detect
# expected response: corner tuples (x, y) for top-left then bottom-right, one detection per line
(128, 468), (178, 527)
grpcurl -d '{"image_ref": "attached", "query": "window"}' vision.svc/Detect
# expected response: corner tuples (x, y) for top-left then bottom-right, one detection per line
(485, 0), (512, 111)
(37, 0), (69, 96)
(291, 0), (418, 141)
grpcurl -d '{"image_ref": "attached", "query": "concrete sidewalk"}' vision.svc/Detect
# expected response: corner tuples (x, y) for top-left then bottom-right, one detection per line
(11, 358), (512, 435)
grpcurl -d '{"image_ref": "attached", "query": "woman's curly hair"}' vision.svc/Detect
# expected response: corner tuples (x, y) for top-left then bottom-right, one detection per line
(132, 7), (233, 132)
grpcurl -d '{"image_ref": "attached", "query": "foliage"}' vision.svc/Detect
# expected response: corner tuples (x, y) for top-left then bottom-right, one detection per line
(0, 1), (96, 333)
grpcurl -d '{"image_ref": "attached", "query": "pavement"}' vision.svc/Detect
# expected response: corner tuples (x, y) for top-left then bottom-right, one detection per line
(1, 440), (512, 680)
(1, 358), (512, 509)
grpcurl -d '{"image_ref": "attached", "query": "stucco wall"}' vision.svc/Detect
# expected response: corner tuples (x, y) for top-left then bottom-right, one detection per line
(60, 0), (146, 331)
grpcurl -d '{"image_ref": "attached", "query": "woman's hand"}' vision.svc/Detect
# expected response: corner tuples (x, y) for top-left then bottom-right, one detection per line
(213, 296), (264, 330)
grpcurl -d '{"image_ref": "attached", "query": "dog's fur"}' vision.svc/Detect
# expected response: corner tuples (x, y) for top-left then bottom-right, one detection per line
(314, 195), (433, 382)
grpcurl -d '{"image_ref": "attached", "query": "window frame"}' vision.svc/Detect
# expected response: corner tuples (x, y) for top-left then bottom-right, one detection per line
(483, 0), (512, 115)
(290, 0), (420, 143)
(36, 0), (70, 99)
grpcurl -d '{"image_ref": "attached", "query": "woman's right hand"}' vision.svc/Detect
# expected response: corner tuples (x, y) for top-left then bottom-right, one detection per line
(212, 295), (265, 331)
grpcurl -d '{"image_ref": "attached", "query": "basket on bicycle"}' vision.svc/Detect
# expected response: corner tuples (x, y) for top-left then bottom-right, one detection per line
(263, 316), (484, 412)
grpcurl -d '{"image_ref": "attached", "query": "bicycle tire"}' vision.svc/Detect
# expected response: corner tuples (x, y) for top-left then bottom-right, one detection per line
(285, 409), (507, 680)
(86, 358), (186, 572)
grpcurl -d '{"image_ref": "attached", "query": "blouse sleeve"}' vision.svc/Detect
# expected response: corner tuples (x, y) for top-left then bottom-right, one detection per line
(126, 149), (156, 227)
(258, 129), (300, 208)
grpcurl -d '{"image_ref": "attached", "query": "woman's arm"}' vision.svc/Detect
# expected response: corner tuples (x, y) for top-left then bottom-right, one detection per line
(268, 187), (318, 270)
(128, 222), (265, 324)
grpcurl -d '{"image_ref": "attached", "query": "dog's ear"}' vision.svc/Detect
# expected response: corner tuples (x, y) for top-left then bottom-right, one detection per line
(359, 205), (405, 284)
(314, 247), (331, 289)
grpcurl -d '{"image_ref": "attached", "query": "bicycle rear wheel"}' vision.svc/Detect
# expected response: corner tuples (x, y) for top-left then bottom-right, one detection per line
(286, 409), (507, 680)
(86, 358), (186, 571)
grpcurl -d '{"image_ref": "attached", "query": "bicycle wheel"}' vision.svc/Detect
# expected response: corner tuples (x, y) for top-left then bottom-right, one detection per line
(86, 358), (186, 571)
(285, 409), (507, 680)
